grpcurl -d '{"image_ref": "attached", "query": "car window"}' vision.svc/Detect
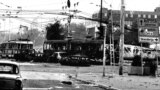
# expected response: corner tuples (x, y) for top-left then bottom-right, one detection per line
(61, 53), (67, 56)
(0, 64), (19, 74)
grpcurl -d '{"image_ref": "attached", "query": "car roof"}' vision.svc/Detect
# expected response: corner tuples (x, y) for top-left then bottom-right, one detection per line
(0, 59), (19, 66)
(71, 54), (88, 57)
(54, 51), (66, 53)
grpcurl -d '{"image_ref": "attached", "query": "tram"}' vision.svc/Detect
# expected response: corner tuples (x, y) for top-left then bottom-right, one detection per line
(43, 39), (158, 63)
(0, 40), (35, 60)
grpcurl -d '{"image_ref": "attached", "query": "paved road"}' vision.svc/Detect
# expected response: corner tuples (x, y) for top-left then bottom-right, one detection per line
(19, 62), (108, 90)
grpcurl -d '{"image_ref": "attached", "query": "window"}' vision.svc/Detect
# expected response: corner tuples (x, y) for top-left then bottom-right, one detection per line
(138, 14), (141, 18)
(148, 15), (151, 18)
(130, 14), (133, 18)
(104, 13), (107, 17)
(125, 21), (133, 26)
(155, 15), (157, 18)
(143, 14), (146, 18)
(126, 14), (128, 17)
(0, 64), (19, 74)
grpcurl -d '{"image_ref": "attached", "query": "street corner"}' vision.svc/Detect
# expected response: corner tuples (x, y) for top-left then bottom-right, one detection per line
(69, 73), (120, 90)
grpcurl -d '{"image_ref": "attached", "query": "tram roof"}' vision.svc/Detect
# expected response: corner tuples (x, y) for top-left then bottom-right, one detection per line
(2, 40), (33, 44)
(44, 40), (68, 43)
(44, 39), (104, 44)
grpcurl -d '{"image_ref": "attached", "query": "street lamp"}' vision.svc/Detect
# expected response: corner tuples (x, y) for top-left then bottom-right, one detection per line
(119, 0), (125, 75)
(67, 15), (72, 39)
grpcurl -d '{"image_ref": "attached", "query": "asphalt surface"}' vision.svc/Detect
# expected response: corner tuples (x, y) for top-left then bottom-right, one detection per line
(19, 62), (109, 90)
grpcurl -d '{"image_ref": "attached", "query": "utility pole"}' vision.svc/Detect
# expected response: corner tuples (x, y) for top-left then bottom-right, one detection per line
(99, 0), (106, 77)
(119, 0), (125, 75)
(100, 0), (106, 77)
(103, 25), (107, 77)
(100, 0), (103, 27)
(66, 0), (72, 39)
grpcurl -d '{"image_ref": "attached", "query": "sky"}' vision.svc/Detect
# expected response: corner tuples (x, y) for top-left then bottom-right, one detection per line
(0, 0), (160, 13)
(0, 0), (160, 33)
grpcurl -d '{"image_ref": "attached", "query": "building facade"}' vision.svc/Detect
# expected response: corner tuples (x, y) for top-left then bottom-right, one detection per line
(90, 7), (160, 44)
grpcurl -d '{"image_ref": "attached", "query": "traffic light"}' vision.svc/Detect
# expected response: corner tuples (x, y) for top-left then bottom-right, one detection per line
(107, 10), (112, 20)
(97, 26), (105, 39)
(67, 0), (71, 8)
(107, 10), (112, 34)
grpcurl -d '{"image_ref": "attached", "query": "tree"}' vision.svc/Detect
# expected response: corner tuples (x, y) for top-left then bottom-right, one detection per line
(69, 23), (86, 40)
(45, 21), (67, 40)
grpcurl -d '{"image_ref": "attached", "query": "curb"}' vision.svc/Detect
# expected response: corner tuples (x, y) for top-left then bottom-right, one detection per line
(69, 75), (120, 90)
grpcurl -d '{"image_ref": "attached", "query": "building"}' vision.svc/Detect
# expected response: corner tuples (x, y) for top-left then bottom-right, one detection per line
(89, 7), (160, 44)
(85, 8), (108, 39)
(92, 7), (160, 26)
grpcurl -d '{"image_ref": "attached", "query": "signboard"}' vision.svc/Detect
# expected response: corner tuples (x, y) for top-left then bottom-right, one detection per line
(139, 27), (159, 36)
(139, 19), (157, 27)
(139, 37), (159, 43)
(138, 18), (159, 43)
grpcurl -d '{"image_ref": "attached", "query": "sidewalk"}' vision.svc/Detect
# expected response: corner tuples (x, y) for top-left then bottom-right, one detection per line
(70, 72), (160, 90)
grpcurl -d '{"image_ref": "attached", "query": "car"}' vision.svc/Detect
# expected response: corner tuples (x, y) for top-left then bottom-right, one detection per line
(59, 54), (91, 66)
(0, 60), (23, 90)
(48, 51), (67, 63)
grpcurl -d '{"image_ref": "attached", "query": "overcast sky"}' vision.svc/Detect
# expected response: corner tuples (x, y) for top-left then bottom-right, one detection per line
(0, 0), (160, 13)
(0, 0), (160, 33)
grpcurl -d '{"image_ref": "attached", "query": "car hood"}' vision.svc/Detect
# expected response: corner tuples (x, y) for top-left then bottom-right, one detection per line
(0, 74), (21, 80)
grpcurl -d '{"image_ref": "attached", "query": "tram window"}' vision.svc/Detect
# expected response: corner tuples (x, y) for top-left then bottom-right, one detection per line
(8, 50), (12, 54)
(13, 50), (17, 54)
(12, 44), (16, 49)
(63, 46), (66, 50)
(49, 44), (52, 49)
(46, 44), (50, 49)
(8, 44), (11, 49)
(21, 44), (23, 49)
(5, 50), (8, 53)
(43, 44), (47, 49)
(18, 44), (21, 49)
(51, 44), (53, 49)
(5, 44), (9, 49)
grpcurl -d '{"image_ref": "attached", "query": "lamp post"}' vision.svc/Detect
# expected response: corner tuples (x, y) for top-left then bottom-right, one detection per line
(119, 0), (125, 75)
(98, 0), (106, 77)
(67, 15), (72, 39)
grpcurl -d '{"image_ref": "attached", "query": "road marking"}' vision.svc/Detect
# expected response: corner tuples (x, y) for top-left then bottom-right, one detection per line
(54, 86), (63, 88)
(23, 88), (52, 90)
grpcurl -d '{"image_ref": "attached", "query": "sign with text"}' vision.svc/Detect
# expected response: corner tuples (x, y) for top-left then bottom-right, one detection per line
(139, 27), (159, 37)
(138, 18), (159, 43)
(139, 19), (157, 27)
(139, 37), (159, 43)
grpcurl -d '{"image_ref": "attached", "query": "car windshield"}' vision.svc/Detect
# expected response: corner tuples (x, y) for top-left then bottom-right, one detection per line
(0, 64), (19, 74)
(61, 53), (67, 56)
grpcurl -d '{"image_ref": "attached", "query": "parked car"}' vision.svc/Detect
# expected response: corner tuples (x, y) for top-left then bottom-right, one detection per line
(0, 60), (23, 90)
(59, 54), (91, 66)
(48, 51), (67, 63)
(34, 52), (45, 62)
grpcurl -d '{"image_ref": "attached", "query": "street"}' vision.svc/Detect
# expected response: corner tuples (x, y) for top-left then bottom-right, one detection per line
(19, 62), (112, 90)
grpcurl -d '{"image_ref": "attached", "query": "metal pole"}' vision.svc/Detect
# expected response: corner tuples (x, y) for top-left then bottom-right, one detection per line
(68, 21), (70, 38)
(110, 34), (112, 65)
(110, 5), (115, 66)
(100, 0), (102, 27)
(103, 26), (107, 77)
(156, 42), (159, 76)
(119, 0), (125, 75)
(100, 0), (106, 77)
(141, 43), (143, 75)
(9, 16), (11, 41)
